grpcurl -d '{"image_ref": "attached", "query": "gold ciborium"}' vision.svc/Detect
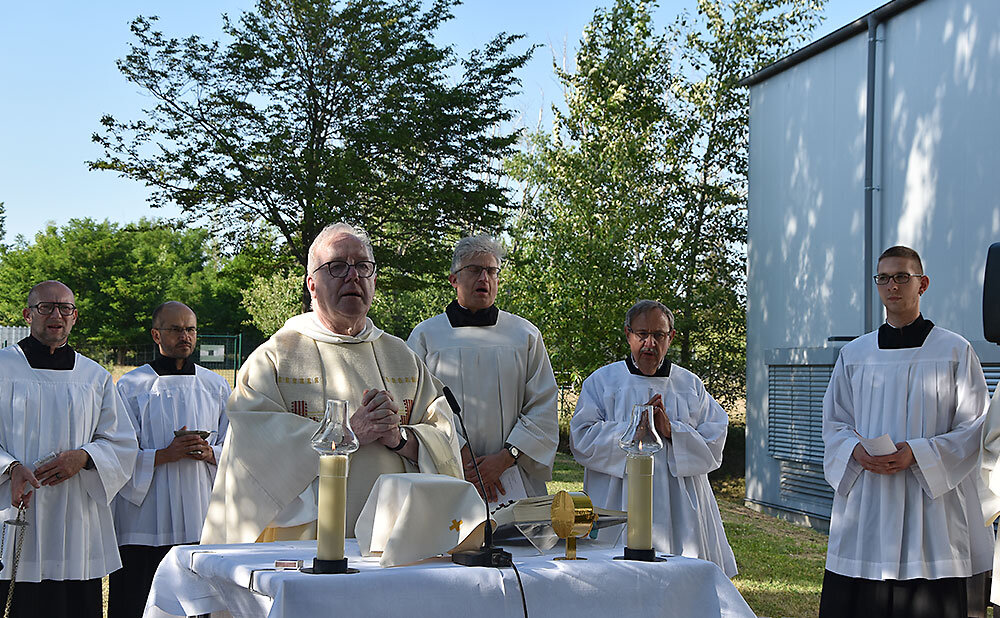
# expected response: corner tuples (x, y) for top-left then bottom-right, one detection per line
(551, 491), (597, 560)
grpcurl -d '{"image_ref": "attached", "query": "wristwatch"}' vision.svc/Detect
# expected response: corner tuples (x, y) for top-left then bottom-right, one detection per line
(504, 443), (520, 460)
(389, 427), (409, 452)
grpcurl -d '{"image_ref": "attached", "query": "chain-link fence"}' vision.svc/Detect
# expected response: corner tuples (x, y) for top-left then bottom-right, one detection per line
(92, 334), (243, 386)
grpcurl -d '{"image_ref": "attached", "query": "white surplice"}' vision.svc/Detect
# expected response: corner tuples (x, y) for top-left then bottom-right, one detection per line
(570, 361), (737, 577)
(113, 364), (231, 546)
(823, 327), (993, 580)
(0, 345), (137, 582)
(407, 310), (559, 496)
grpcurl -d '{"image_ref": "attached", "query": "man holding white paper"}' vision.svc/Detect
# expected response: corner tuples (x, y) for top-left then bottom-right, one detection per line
(820, 246), (992, 618)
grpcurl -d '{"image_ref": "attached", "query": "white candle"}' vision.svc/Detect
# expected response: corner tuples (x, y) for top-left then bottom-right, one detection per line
(626, 455), (653, 550)
(317, 454), (349, 561)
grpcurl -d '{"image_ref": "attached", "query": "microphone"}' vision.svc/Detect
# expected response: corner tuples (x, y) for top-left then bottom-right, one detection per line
(443, 386), (512, 568)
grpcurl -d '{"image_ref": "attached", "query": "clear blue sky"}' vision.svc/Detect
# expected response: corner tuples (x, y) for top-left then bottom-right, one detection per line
(0, 1), (885, 243)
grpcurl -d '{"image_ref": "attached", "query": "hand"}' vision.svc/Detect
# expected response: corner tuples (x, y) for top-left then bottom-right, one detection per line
(465, 450), (514, 503)
(647, 394), (671, 440)
(155, 427), (212, 466)
(852, 441), (915, 475)
(10, 464), (40, 508)
(35, 449), (89, 486)
(352, 389), (400, 446)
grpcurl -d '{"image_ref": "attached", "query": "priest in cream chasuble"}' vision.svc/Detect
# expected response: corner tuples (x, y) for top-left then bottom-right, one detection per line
(202, 224), (461, 545)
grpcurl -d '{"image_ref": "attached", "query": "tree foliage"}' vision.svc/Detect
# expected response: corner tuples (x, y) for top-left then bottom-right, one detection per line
(0, 219), (256, 352)
(504, 0), (823, 402)
(91, 0), (533, 300)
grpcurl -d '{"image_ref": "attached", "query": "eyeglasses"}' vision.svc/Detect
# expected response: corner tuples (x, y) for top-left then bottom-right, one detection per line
(155, 327), (198, 335)
(627, 327), (672, 343)
(873, 273), (923, 285)
(313, 260), (377, 279)
(29, 302), (77, 316)
(454, 264), (501, 279)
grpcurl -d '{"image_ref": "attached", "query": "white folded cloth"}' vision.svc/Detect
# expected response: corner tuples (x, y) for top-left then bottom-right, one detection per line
(355, 473), (488, 567)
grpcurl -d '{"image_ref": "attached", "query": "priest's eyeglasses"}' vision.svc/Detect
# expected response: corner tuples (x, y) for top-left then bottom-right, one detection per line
(313, 260), (377, 279)
(454, 264), (501, 279)
(626, 327), (672, 342)
(155, 327), (198, 335)
(873, 273), (924, 285)
(29, 302), (77, 316)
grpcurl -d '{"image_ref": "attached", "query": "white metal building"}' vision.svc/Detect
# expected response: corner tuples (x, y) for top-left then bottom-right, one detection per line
(741, 0), (1000, 528)
(0, 326), (29, 349)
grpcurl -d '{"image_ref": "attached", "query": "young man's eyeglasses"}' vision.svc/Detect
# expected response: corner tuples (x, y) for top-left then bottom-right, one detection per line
(454, 264), (501, 279)
(873, 273), (923, 285)
(626, 327), (672, 343)
(313, 260), (377, 279)
(29, 302), (77, 316)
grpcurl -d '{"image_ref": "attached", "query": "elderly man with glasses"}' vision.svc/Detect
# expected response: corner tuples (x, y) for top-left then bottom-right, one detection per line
(408, 235), (558, 505)
(202, 223), (461, 545)
(0, 280), (137, 618)
(108, 301), (230, 618)
(570, 299), (737, 577)
(820, 246), (992, 618)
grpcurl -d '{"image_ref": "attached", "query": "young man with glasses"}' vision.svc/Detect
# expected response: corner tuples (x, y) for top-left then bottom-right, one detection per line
(407, 235), (559, 505)
(202, 223), (462, 545)
(820, 246), (992, 617)
(108, 301), (230, 618)
(0, 280), (137, 618)
(570, 299), (737, 577)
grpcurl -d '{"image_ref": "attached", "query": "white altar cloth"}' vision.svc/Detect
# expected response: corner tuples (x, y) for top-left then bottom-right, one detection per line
(144, 539), (755, 618)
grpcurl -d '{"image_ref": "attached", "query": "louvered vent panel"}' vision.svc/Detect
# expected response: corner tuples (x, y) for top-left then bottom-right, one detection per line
(779, 460), (833, 506)
(767, 364), (832, 465)
(984, 364), (1000, 397)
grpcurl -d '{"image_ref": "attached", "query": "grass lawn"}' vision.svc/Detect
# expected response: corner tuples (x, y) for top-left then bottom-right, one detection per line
(551, 450), (827, 618)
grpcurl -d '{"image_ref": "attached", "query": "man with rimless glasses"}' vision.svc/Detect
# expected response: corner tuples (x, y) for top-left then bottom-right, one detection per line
(408, 235), (558, 505)
(202, 223), (461, 545)
(0, 281), (137, 617)
(820, 246), (991, 617)
(109, 302), (230, 618)
(570, 299), (737, 577)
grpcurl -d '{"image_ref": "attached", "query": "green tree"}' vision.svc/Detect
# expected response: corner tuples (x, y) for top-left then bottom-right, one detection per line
(91, 0), (532, 305)
(0, 218), (250, 351)
(504, 0), (823, 402)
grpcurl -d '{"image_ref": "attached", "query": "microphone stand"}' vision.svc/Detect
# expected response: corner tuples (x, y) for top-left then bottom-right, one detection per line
(443, 387), (513, 568)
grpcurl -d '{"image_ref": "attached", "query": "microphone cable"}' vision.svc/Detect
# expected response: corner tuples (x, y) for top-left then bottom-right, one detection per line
(509, 561), (528, 618)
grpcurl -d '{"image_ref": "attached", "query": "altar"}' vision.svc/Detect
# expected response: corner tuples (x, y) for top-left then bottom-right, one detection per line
(144, 538), (755, 618)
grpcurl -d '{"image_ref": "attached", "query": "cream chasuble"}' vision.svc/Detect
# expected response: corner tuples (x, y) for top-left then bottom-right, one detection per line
(824, 327), (992, 581)
(407, 310), (558, 496)
(201, 313), (462, 545)
(0, 345), (137, 581)
(114, 364), (231, 546)
(570, 361), (737, 577)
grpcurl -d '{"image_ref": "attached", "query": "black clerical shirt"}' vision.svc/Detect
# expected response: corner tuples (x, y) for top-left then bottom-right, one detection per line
(149, 355), (196, 376)
(445, 300), (499, 327)
(625, 354), (671, 377)
(17, 335), (75, 370)
(877, 314), (935, 349)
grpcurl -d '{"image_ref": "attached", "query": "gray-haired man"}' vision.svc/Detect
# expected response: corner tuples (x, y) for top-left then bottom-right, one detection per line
(408, 235), (559, 503)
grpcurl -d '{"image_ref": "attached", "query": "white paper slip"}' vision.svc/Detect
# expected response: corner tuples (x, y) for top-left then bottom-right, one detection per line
(487, 466), (530, 513)
(853, 430), (897, 456)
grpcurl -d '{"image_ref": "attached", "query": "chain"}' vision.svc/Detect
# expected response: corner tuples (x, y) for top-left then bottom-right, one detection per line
(2, 505), (28, 618)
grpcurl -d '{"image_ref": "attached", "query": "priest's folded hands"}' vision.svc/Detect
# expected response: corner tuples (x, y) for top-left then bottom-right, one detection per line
(352, 388), (401, 444)
(851, 441), (916, 475)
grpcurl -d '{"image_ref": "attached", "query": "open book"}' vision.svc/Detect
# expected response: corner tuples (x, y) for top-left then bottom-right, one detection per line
(491, 494), (626, 528)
